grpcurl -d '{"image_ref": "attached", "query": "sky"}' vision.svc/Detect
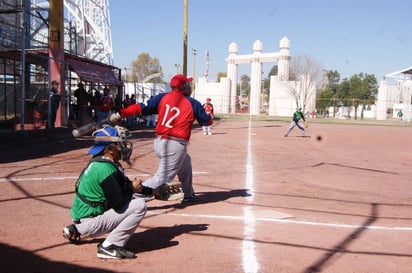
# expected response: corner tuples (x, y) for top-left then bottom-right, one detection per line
(110, 0), (412, 82)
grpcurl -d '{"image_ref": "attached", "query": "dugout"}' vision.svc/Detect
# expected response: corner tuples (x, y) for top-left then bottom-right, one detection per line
(0, 49), (123, 131)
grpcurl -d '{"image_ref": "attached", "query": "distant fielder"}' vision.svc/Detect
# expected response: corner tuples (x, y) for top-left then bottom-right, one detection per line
(202, 97), (214, 135)
(284, 106), (306, 137)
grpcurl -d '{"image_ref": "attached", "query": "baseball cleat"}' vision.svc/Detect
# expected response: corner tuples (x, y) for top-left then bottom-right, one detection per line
(62, 224), (81, 243)
(181, 195), (201, 202)
(97, 243), (136, 259)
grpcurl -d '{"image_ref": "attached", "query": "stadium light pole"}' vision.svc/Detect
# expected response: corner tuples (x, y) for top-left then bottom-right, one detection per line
(123, 67), (130, 95)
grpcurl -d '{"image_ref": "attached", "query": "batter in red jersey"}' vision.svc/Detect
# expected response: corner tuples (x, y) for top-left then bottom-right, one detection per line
(120, 74), (211, 202)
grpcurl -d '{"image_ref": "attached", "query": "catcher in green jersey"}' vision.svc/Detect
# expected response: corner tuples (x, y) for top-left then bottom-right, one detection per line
(62, 125), (147, 259)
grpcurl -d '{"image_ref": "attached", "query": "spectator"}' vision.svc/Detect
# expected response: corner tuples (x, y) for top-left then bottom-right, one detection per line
(47, 80), (61, 128)
(96, 87), (115, 129)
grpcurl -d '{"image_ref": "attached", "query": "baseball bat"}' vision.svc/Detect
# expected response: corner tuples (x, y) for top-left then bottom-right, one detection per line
(72, 122), (97, 138)
(72, 113), (121, 138)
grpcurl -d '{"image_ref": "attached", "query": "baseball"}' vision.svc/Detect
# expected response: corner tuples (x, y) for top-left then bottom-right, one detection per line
(311, 132), (328, 146)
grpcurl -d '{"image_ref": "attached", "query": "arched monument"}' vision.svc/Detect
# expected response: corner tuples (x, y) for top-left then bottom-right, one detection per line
(226, 37), (291, 114)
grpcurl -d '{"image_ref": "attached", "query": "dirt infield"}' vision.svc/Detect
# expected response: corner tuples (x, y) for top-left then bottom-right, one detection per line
(0, 118), (411, 273)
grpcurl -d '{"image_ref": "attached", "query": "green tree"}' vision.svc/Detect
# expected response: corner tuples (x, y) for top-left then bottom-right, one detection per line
(130, 53), (164, 83)
(264, 65), (278, 93)
(216, 71), (227, 82)
(240, 74), (250, 98)
(336, 73), (378, 119)
(317, 70), (340, 116)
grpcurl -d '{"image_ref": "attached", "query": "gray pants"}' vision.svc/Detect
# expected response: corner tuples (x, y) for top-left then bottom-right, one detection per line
(142, 136), (195, 198)
(284, 120), (305, 136)
(75, 198), (147, 247)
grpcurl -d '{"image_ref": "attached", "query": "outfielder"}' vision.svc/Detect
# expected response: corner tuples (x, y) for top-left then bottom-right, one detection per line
(284, 107), (306, 137)
(202, 97), (214, 135)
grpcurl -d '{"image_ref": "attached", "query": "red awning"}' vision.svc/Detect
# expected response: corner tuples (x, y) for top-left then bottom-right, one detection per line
(66, 58), (122, 86)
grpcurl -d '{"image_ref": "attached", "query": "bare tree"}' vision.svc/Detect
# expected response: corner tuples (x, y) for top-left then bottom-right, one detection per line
(130, 53), (164, 83)
(283, 54), (323, 111)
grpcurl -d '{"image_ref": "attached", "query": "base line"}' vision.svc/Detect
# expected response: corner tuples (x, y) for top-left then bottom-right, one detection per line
(149, 212), (412, 231)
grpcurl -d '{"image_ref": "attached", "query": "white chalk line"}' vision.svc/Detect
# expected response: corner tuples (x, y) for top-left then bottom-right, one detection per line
(242, 117), (258, 273)
(2, 176), (411, 232)
(149, 211), (412, 231)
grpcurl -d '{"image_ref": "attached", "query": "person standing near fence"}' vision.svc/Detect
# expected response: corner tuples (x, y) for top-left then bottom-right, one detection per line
(74, 82), (92, 122)
(96, 87), (115, 129)
(47, 80), (61, 128)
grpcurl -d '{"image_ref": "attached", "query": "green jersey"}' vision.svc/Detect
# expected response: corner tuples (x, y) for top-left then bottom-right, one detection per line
(293, 111), (305, 122)
(70, 160), (117, 221)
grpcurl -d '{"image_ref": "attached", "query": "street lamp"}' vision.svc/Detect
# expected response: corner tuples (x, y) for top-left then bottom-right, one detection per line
(174, 64), (181, 74)
(123, 67), (130, 95)
(192, 48), (197, 95)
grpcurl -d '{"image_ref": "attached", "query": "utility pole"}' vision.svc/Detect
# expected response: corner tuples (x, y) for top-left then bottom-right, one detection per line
(49, 0), (64, 128)
(182, 0), (188, 76)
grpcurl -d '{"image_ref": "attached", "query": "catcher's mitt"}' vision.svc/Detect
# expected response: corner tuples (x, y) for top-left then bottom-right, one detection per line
(155, 182), (183, 201)
(132, 178), (143, 193)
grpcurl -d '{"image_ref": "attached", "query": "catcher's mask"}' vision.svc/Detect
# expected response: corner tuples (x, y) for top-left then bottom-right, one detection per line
(88, 125), (133, 165)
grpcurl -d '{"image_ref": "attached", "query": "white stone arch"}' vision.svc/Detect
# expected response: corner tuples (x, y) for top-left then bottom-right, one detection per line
(226, 37), (291, 114)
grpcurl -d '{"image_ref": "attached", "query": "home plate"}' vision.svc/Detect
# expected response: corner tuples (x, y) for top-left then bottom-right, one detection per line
(252, 208), (294, 219)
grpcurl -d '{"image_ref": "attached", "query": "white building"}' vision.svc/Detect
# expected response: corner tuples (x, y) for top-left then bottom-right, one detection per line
(376, 67), (412, 120)
(195, 38), (317, 117)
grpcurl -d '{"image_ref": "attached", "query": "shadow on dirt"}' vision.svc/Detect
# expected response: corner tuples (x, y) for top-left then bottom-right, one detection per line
(0, 242), (119, 273)
(0, 128), (91, 163)
(128, 223), (209, 253)
(146, 189), (251, 211)
(0, 126), (156, 164)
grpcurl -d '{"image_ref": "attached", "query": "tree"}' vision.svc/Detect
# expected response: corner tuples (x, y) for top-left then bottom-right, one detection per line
(264, 65), (278, 94)
(282, 54), (322, 112)
(216, 71), (227, 82)
(240, 74), (250, 98)
(317, 70), (340, 116)
(336, 73), (378, 119)
(130, 53), (164, 83)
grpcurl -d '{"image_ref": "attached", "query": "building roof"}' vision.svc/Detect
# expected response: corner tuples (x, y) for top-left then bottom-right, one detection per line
(385, 66), (412, 79)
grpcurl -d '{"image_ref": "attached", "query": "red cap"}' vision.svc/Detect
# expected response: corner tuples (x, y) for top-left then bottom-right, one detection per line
(207, 98), (211, 101)
(170, 74), (193, 88)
